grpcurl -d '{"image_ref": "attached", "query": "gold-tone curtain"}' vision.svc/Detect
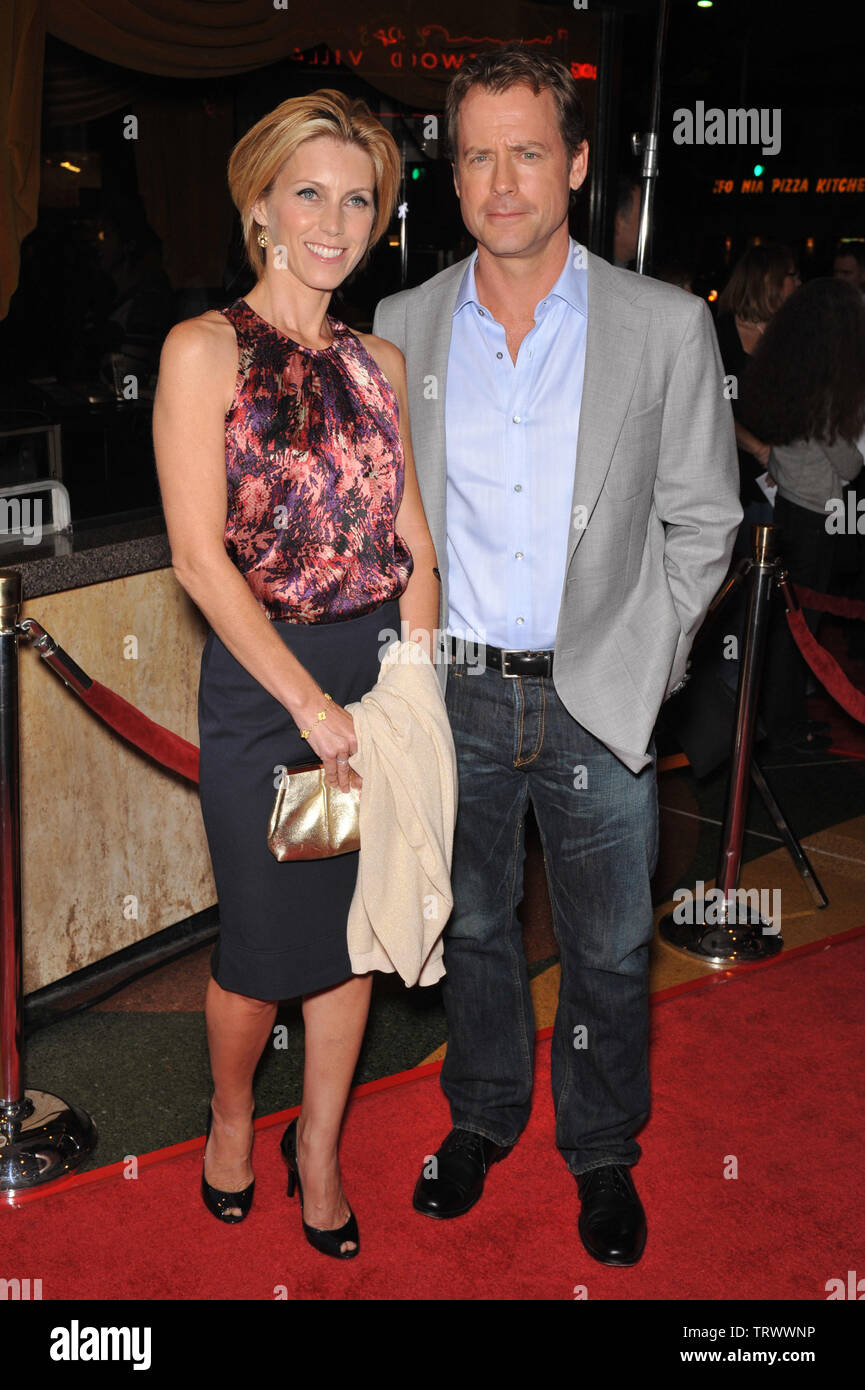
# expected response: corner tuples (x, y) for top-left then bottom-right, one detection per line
(133, 92), (235, 289)
(42, 41), (144, 124)
(47, 0), (326, 79)
(39, 43), (229, 290)
(1, 0), (46, 322)
(1, 0), (597, 316)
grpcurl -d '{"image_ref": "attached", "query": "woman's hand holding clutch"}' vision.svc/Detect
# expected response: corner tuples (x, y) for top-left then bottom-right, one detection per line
(291, 690), (361, 794)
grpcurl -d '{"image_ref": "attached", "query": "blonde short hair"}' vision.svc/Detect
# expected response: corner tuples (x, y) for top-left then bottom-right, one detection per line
(227, 89), (401, 277)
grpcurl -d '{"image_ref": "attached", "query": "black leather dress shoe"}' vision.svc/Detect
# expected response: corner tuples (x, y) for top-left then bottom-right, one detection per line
(575, 1164), (647, 1266)
(413, 1128), (512, 1219)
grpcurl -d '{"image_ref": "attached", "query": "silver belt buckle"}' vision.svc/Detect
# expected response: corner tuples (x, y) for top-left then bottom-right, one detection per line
(499, 649), (521, 678)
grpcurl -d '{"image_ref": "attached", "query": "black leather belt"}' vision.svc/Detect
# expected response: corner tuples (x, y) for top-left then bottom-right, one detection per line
(446, 635), (554, 678)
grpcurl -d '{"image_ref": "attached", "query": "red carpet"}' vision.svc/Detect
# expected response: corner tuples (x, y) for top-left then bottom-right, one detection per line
(5, 934), (863, 1300)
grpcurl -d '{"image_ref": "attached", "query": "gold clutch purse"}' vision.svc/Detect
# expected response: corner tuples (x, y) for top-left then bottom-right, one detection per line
(266, 759), (360, 861)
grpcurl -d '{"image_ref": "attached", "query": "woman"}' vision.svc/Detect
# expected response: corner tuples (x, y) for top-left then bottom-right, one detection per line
(739, 277), (865, 752)
(153, 90), (439, 1257)
(715, 242), (801, 544)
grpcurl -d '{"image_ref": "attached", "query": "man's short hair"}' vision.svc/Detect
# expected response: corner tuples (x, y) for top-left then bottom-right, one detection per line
(834, 240), (865, 270)
(444, 45), (587, 165)
(615, 175), (640, 220)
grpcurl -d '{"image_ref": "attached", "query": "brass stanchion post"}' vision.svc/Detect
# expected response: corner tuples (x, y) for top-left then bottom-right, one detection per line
(659, 526), (785, 965)
(0, 571), (96, 1198)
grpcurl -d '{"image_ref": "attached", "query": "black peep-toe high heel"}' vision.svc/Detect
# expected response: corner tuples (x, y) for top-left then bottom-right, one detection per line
(201, 1105), (255, 1224)
(280, 1117), (359, 1259)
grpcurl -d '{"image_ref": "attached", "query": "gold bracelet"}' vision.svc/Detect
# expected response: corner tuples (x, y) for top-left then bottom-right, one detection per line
(299, 692), (332, 740)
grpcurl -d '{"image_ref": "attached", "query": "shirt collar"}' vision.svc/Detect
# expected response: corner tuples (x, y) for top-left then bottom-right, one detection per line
(453, 238), (587, 318)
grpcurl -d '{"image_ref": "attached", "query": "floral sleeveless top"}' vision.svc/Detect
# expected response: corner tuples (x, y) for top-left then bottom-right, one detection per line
(219, 298), (414, 622)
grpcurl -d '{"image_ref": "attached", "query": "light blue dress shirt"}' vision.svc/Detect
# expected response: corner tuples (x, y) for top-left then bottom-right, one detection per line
(444, 237), (587, 650)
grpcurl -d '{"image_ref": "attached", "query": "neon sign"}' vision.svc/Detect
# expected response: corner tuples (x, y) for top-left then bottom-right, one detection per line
(713, 175), (865, 195)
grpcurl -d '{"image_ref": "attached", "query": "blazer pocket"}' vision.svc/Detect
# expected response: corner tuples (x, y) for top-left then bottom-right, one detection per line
(603, 399), (664, 499)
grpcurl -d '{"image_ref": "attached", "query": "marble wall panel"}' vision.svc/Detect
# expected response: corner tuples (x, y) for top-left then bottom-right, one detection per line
(18, 568), (215, 991)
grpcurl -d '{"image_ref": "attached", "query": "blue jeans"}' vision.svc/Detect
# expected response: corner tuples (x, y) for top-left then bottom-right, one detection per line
(439, 655), (659, 1175)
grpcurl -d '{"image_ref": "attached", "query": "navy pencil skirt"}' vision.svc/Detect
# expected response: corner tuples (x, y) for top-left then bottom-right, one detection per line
(197, 598), (400, 1001)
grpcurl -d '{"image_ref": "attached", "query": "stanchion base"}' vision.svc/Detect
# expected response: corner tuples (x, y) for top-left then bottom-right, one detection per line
(0, 1088), (97, 1195)
(658, 911), (783, 967)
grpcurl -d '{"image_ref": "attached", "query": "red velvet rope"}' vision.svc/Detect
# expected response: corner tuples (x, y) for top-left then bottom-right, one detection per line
(785, 610), (865, 725)
(81, 680), (200, 783)
(49, 580), (865, 780)
(793, 585), (865, 620)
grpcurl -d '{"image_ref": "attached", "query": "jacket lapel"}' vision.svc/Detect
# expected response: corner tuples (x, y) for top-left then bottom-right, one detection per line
(407, 258), (469, 582)
(565, 252), (651, 566)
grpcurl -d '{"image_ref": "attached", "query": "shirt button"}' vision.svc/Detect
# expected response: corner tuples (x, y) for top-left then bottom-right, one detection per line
(516, 617), (525, 625)
(512, 415), (521, 423)
(496, 351), (503, 359)
(514, 551), (523, 559)
(514, 484), (522, 492)
(478, 308), (485, 316)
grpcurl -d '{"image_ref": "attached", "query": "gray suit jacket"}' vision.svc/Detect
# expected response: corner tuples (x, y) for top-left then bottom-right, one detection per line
(373, 249), (742, 773)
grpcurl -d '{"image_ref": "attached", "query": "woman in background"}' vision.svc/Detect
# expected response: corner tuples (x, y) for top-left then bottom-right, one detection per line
(740, 277), (865, 752)
(715, 242), (800, 545)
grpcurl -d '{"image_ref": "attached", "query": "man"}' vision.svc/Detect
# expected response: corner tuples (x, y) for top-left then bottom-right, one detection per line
(373, 48), (741, 1267)
(833, 240), (865, 297)
(613, 175), (641, 267)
